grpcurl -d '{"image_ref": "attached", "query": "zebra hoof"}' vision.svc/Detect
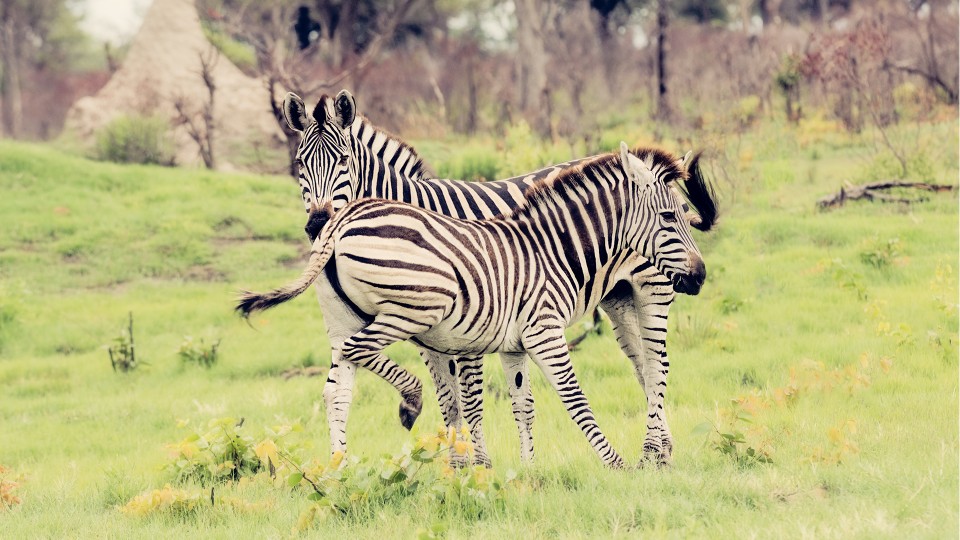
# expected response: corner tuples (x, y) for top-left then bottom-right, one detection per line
(473, 454), (493, 469)
(637, 453), (671, 469)
(398, 398), (422, 430)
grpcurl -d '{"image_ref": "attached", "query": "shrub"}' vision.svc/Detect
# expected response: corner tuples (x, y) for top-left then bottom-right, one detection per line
(96, 115), (175, 166)
(108, 313), (141, 373)
(165, 417), (304, 485)
(177, 336), (221, 368)
(859, 236), (902, 269)
(0, 465), (23, 509)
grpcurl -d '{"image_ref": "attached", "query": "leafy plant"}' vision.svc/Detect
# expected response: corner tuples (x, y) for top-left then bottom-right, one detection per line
(177, 336), (221, 368)
(823, 258), (868, 300)
(0, 465), (23, 509)
(807, 420), (859, 464)
(693, 405), (774, 466)
(290, 427), (515, 531)
(859, 236), (902, 269)
(108, 312), (141, 373)
(120, 484), (272, 517)
(165, 417), (304, 485)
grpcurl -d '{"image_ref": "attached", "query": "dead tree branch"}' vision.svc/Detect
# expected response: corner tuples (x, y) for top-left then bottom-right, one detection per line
(817, 180), (956, 209)
(173, 48), (219, 169)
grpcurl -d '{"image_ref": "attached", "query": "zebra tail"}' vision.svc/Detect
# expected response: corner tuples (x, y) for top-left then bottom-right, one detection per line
(235, 216), (337, 318)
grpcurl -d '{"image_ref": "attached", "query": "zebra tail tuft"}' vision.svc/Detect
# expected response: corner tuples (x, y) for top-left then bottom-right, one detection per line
(235, 214), (339, 318)
(679, 153), (719, 232)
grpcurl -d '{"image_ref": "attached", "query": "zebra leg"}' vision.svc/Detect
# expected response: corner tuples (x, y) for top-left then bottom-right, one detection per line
(421, 350), (471, 467)
(522, 323), (624, 468)
(315, 280), (427, 454)
(633, 279), (676, 464)
(630, 271), (676, 466)
(457, 355), (492, 467)
(600, 282), (665, 465)
(421, 350), (463, 432)
(500, 351), (535, 463)
(339, 315), (428, 431)
(323, 351), (356, 456)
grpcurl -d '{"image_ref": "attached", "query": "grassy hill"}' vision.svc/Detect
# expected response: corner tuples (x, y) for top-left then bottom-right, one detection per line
(0, 122), (957, 537)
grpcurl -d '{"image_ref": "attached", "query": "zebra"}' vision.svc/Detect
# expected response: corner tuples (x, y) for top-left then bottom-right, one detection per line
(278, 90), (717, 466)
(238, 142), (707, 468)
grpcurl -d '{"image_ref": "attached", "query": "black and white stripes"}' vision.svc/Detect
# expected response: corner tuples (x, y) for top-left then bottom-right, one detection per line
(269, 90), (716, 466)
(239, 143), (706, 467)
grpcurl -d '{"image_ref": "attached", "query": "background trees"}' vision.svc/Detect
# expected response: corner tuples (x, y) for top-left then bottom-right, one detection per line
(1, 0), (956, 176)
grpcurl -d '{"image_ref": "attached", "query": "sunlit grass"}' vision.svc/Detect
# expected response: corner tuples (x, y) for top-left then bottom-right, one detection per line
(0, 117), (957, 538)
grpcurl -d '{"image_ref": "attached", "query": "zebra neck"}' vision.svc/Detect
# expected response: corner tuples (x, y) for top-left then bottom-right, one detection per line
(351, 120), (428, 200)
(518, 168), (631, 289)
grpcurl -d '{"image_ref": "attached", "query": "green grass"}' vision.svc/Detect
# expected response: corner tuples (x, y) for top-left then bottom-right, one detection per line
(0, 116), (958, 538)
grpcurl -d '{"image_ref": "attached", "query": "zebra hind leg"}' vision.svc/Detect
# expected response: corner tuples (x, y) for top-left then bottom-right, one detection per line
(339, 314), (433, 430)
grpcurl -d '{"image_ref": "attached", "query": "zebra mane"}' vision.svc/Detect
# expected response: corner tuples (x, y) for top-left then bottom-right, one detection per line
(508, 146), (688, 218)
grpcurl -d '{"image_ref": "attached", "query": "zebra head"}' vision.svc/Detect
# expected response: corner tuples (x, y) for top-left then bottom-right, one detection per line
(619, 142), (707, 295)
(283, 91), (359, 237)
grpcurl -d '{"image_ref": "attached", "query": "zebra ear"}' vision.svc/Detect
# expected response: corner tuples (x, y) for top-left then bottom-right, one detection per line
(619, 141), (631, 173)
(619, 141), (655, 187)
(334, 90), (357, 129)
(283, 93), (309, 133)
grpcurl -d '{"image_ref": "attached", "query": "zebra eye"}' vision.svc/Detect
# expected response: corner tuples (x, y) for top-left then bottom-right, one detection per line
(660, 211), (677, 223)
(338, 154), (349, 166)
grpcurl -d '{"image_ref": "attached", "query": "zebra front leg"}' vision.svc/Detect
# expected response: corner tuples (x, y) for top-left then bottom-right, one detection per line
(500, 351), (535, 463)
(457, 356), (492, 467)
(421, 350), (464, 431)
(600, 283), (665, 466)
(632, 273), (676, 466)
(635, 283), (676, 464)
(523, 323), (624, 468)
(339, 316), (427, 431)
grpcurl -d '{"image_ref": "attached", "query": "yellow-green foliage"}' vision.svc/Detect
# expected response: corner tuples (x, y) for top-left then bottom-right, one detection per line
(0, 465), (23, 509)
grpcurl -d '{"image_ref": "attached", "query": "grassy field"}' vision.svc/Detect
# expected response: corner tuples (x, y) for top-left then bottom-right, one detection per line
(0, 117), (958, 538)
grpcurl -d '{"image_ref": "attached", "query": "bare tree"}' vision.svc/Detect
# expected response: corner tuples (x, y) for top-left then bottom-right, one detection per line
(655, 0), (671, 120)
(0, 9), (23, 137)
(173, 49), (219, 169)
(514, 0), (550, 134)
(207, 0), (422, 176)
(883, 1), (958, 104)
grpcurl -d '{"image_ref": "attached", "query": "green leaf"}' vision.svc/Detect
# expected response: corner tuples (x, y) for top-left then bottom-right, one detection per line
(691, 422), (714, 436)
(287, 472), (304, 487)
(307, 491), (325, 502)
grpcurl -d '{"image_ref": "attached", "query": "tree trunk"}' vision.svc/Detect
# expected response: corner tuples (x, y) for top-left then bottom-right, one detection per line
(466, 50), (478, 135)
(514, 0), (549, 134)
(655, 0), (671, 120)
(0, 18), (22, 138)
(334, 0), (357, 70)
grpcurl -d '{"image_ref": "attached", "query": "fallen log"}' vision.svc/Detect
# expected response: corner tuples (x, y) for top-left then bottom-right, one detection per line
(817, 180), (956, 210)
(280, 366), (326, 380)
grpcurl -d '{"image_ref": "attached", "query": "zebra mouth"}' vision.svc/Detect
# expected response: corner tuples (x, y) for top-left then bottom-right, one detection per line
(672, 273), (704, 295)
